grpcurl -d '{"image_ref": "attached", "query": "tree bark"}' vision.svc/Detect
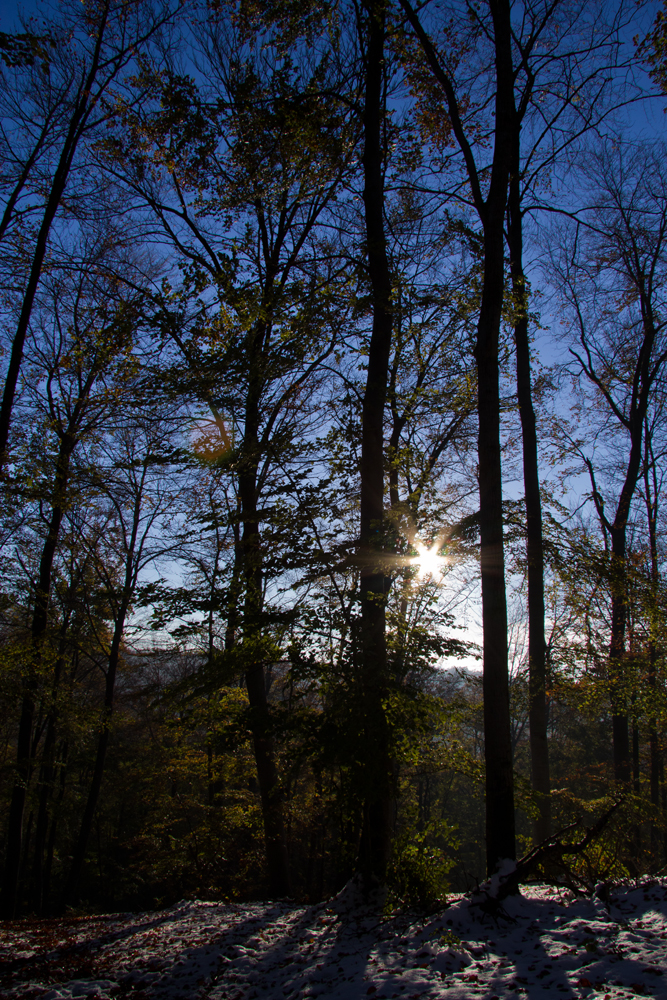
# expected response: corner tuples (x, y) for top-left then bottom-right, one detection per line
(507, 165), (550, 844)
(608, 392), (652, 783)
(239, 344), (291, 898)
(357, 0), (394, 885)
(476, 0), (516, 874)
(644, 429), (663, 858)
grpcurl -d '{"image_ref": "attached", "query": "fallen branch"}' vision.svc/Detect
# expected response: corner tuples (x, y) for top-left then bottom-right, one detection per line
(471, 799), (623, 911)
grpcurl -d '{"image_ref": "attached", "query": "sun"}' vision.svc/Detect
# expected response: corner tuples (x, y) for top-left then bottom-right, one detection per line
(412, 542), (446, 580)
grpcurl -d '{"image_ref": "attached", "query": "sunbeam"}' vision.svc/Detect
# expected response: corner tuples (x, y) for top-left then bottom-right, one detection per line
(412, 541), (447, 580)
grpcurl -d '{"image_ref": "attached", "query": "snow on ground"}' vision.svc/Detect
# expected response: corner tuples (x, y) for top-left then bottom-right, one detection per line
(2, 877), (667, 999)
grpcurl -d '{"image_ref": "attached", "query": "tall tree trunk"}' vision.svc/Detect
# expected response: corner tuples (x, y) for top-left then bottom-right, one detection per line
(357, 0), (394, 885)
(476, 0), (516, 874)
(507, 167), (550, 844)
(606, 302), (656, 784)
(239, 361), (291, 897)
(225, 517), (242, 654)
(609, 562), (631, 785)
(608, 425), (647, 784)
(644, 430), (663, 858)
(632, 698), (642, 862)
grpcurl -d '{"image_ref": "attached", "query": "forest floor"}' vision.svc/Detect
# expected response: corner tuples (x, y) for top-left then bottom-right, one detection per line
(1, 876), (667, 999)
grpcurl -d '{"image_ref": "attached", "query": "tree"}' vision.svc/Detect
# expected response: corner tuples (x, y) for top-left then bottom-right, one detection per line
(504, 0), (638, 844)
(399, 0), (640, 854)
(353, 0), (396, 885)
(640, 408), (667, 857)
(99, 11), (358, 894)
(399, 0), (517, 874)
(552, 142), (667, 786)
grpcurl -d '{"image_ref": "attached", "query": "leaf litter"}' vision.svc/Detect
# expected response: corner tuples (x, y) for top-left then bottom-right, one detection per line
(2, 875), (667, 999)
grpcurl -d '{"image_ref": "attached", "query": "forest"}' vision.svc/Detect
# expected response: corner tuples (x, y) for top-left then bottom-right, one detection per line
(1, 0), (667, 923)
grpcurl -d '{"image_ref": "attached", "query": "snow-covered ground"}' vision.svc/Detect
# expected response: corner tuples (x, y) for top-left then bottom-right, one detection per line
(2, 877), (667, 999)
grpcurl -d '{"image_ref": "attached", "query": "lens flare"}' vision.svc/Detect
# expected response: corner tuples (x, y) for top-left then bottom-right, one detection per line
(412, 541), (446, 580)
